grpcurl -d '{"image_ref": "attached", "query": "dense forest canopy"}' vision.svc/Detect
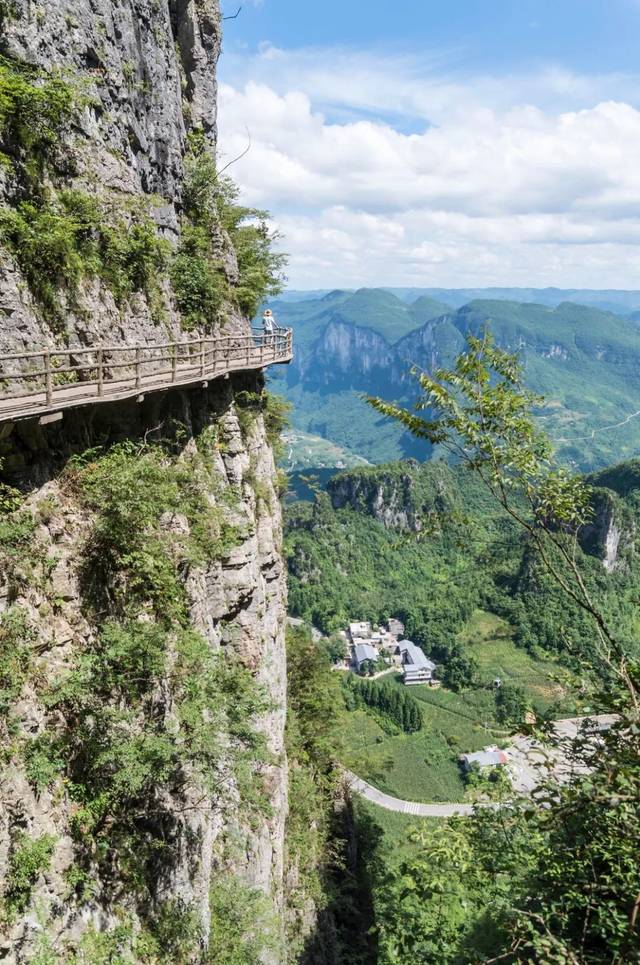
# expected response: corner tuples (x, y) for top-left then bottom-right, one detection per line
(286, 457), (640, 688)
(286, 333), (640, 964)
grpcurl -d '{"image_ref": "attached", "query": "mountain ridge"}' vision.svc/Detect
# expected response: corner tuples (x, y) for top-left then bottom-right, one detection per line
(267, 289), (640, 470)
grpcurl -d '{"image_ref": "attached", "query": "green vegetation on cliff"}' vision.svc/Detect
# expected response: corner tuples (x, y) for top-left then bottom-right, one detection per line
(0, 433), (271, 955)
(0, 56), (286, 334)
(172, 132), (286, 329)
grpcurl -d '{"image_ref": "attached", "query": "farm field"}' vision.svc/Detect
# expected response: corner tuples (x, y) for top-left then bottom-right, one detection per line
(340, 614), (579, 803)
(341, 696), (500, 804)
(458, 611), (578, 714)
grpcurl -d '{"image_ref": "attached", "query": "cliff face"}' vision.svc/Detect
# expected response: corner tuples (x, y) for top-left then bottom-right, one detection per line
(0, 0), (240, 358)
(0, 3), (289, 961)
(327, 461), (459, 534)
(328, 465), (423, 532)
(0, 382), (288, 960)
(312, 319), (392, 383)
(579, 462), (640, 570)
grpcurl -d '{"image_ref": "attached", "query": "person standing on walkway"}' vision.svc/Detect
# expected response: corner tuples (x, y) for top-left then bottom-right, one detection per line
(262, 309), (276, 334)
(262, 308), (276, 351)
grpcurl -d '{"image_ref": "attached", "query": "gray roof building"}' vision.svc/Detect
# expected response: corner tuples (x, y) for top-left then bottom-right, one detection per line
(399, 641), (436, 672)
(354, 643), (378, 667)
(460, 750), (508, 770)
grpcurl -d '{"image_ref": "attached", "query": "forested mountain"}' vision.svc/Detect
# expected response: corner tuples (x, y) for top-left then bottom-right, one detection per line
(281, 286), (640, 314)
(286, 458), (640, 673)
(268, 290), (640, 470)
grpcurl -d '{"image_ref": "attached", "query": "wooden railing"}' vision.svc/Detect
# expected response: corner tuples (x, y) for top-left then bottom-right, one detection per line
(0, 328), (293, 424)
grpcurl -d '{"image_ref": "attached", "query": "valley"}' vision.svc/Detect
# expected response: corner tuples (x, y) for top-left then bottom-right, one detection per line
(267, 288), (640, 470)
(282, 426), (640, 961)
(284, 448), (639, 805)
(1, 0), (637, 959)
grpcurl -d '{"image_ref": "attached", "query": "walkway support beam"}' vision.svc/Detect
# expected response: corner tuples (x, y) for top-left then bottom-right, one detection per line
(44, 351), (52, 406)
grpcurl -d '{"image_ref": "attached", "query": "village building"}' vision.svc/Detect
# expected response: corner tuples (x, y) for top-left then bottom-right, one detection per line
(349, 621), (372, 641)
(344, 617), (422, 677)
(459, 748), (508, 771)
(388, 618), (405, 638)
(353, 643), (379, 671)
(399, 640), (437, 685)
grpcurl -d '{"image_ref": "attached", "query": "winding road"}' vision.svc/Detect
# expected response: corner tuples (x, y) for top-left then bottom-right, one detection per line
(344, 770), (482, 817)
(345, 714), (617, 818)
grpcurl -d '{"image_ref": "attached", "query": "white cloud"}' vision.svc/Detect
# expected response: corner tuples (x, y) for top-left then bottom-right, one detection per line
(217, 46), (640, 288)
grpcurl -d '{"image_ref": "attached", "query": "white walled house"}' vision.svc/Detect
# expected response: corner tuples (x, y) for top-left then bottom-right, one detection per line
(399, 640), (437, 685)
(349, 621), (372, 641)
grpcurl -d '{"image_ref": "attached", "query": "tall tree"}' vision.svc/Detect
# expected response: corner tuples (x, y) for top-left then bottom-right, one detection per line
(368, 332), (640, 961)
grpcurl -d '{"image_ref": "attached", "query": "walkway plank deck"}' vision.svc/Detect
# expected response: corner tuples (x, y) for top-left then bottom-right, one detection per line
(0, 329), (293, 424)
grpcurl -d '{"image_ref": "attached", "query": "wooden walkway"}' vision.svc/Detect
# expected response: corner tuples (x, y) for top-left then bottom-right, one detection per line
(0, 329), (293, 424)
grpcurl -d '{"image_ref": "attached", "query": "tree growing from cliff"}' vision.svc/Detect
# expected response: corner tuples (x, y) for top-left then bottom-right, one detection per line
(174, 131), (287, 327)
(368, 331), (635, 700)
(367, 330), (640, 962)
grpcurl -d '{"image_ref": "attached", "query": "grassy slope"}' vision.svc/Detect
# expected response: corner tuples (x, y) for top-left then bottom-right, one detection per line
(340, 617), (575, 804)
(352, 797), (434, 866)
(459, 611), (574, 711)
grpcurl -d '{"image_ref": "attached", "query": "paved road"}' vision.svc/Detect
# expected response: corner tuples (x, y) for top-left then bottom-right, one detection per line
(345, 714), (617, 818)
(344, 771), (484, 817)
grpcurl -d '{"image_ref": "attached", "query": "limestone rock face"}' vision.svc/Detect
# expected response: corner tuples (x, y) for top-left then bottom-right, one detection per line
(4, 0), (218, 202)
(579, 487), (635, 572)
(0, 0), (243, 359)
(0, 3), (289, 960)
(0, 379), (289, 962)
(328, 464), (425, 533)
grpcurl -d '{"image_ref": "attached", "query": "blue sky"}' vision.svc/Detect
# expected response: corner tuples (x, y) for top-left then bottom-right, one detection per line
(222, 0), (640, 77)
(218, 1), (640, 289)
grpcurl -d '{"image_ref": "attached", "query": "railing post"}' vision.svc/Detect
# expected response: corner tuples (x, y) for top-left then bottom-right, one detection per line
(135, 347), (141, 389)
(172, 345), (177, 382)
(44, 351), (53, 405)
(97, 348), (104, 397)
(200, 339), (205, 377)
